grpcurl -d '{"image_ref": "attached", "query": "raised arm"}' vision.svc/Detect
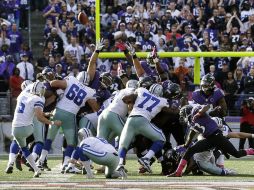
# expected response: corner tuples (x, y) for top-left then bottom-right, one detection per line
(116, 42), (146, 78)
(86, 39), (105, 81)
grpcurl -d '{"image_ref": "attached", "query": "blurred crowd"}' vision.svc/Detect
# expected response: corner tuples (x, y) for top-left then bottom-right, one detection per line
(0, 0), (254, 116)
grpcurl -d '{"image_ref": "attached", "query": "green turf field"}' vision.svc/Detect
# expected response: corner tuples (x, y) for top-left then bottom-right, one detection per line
(1, 156), (254, 181)
(1, 156), (254, 189)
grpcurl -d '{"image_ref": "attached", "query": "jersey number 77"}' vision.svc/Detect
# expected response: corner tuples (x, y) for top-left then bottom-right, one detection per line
(137, 92), (160, 112)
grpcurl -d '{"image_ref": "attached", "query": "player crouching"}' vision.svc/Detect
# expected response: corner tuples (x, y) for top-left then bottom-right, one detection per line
(68, 128), (124, 179)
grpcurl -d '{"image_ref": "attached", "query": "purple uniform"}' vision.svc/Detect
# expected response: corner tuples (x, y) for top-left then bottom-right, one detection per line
(192, 88), (224, 107)
(190, 116), (218, 138)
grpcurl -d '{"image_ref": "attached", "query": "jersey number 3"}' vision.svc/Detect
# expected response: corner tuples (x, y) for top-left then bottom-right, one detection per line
(66, 84), (87, 106)
(137, 92), (160, 112)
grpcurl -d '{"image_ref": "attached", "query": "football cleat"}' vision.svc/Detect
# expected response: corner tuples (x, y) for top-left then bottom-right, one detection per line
(116, 165), (127, 179)
(138, 157), (152, 173)
(43, 160), (51, 171)
(167, 171), (182, 177)
(33, 170), (42, 178)
(61, 165), (67, 174)
(138, 165), (148, 174)
(5, 164), (14, 174)
(225, 169), (237, 176)
(65, 166), (82, 174)
(82, 166), (87, 175)
(36, 160), (44, 171)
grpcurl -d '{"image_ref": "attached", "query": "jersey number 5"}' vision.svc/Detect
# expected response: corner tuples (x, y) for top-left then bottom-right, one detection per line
(137, 92), (160, 112)
(66, 84), (87, 106)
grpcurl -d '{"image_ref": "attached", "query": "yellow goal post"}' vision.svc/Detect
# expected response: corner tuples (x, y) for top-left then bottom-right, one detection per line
(95, 0), (254, 85)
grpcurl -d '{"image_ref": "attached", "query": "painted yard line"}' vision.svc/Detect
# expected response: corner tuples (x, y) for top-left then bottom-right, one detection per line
(30, 164), (75, 182)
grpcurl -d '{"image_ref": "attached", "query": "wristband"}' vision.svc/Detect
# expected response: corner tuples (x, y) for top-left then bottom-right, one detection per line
(95, 50), (100, 54)
(133, 54), (137, 59)
(252, 134), (254, 138)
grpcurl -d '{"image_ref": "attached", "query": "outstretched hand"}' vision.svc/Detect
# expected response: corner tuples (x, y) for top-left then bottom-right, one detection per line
(95, 38), (105, 52)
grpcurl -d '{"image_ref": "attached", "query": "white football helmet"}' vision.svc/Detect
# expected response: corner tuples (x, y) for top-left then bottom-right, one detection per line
(30, 81), (46, 97)
(126, 79), (138, 89)
(78, 128), (92, 141)
(76, 71), (90, 85)
(149, 83), (163, 97)
(21, 80), (33, 91)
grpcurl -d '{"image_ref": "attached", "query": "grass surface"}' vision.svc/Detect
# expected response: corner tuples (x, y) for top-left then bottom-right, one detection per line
(1, 155), (254, 182)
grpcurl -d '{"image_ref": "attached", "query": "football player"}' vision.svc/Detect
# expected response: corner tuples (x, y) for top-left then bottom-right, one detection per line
(37, 73), (100, 172)
(192, 73), (227, 117)
(168, 104), (254, 177)
(68, 128), (123, 179)
(97, 79), (138, 141)
(7, 81), (62, 177)
(116, 83), (178, 177)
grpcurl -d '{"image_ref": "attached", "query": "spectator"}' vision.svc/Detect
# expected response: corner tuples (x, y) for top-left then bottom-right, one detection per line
(0, 55), (15, 81)
(64, 36), (84, 64)
(234, 66), (246, 95)
(16, 53), (34, 81)
(9, 68), (23, 114)
(37, 48), (50, 72)
(174, 57), (189, 91)
(101, 6), (118, 28)
(215, 62), (229, 87)
(244, 66), (254, 94)
(7, 23), (23, 62)
(239, 97), (254, 150)
(45, 27), (64, 56)
(19, 0), (29, 30)
(223, 71), (238, 115)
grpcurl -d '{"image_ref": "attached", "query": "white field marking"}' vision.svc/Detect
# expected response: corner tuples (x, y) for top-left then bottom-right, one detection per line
(30, 163), (76, 182)
(106, 181), (254, 188)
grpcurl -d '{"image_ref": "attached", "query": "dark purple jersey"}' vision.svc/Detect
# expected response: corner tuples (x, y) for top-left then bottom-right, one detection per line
(192, 88), (224, 107)
(190, 116), (218, 138)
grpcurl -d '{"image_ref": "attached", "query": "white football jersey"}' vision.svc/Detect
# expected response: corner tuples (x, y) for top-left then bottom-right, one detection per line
(57, 76), (96, 114)
(80, 137), (117, 155)
(12, 92), (45, 128)
(129, 88), (169, 121)
(84, 96), (114, 128)
(106, 88), (134, 117)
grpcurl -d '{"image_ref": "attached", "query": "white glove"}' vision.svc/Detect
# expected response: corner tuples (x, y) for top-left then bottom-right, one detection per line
(95, 38), (105, 52)
(125, 42), (136, 56)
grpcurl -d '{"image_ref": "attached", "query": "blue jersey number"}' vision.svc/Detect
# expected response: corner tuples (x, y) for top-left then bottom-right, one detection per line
(18, 102), (25, 113)
(66, 84), (87, 106)
(137, 92), (160, 112)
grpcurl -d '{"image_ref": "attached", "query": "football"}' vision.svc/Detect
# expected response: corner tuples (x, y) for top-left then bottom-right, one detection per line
(77, 12), (89, 25)
(114, 31), (128, 42)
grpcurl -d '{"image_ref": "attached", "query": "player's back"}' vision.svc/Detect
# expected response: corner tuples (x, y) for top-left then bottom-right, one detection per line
(57, 76), (96, 114)
(192, 88), (224, 106)
(80, 137), (116, 155)
(13, 92), (44, 128)
(130, 87), (168, 121)
(107, 88), (134, 117)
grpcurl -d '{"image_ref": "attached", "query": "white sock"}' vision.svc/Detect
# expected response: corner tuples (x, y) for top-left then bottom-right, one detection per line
(8, 153), (16, 166)
(141, 150), (148, 156)
(144, 150), (155, 160)
(63, 156), (70, 166)
(31, 152), (38, 161)
(119, 158), (124, 165)
(26, 154), (39, 172)
(82, 161), (92, 176)
(39, 149), (48, 163)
